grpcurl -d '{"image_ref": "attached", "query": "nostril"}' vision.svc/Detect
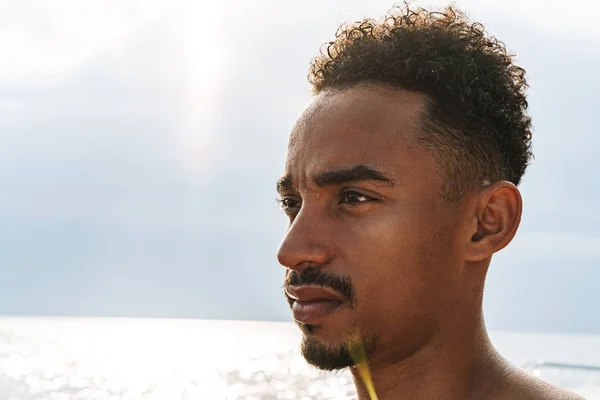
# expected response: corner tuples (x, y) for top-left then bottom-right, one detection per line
(294, 261), (319, 270)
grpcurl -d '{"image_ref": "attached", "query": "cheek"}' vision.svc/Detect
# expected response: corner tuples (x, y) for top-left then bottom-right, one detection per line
(340, 205), (461, 322)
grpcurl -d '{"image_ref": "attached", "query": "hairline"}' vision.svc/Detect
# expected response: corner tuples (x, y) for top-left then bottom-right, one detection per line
(314, 82), (491, 202)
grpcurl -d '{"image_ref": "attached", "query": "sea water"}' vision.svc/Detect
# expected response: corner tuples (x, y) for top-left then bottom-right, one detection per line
(0, 317), (599, 399)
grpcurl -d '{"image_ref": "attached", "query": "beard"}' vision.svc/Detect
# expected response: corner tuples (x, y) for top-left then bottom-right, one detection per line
(297, 322), (376, 371)
(285, 267), (370, 370)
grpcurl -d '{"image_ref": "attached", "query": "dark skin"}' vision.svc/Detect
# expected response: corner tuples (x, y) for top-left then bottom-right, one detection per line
(277, 84), (583, 399)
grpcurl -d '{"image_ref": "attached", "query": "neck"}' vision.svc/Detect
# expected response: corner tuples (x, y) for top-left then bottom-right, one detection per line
(351, 311), (507, 400)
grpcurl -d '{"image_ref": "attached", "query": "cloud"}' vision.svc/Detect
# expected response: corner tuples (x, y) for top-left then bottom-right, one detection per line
(0, 0), (232, 186)
(0, 99), (24, 112)
(455, 0), (600, 37)
(509, 232), (600, 261)
(0, 0), (170, 84)
(0, 0), (598, 332)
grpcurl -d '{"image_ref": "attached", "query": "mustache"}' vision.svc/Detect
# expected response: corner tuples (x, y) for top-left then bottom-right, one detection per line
(284, 267), (355, 304)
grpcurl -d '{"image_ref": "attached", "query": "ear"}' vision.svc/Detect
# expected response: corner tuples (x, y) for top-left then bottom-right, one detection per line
(464, 181), (522, 262)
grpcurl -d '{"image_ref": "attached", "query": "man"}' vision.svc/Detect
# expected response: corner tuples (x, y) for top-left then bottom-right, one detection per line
(275, 4), (583, 400)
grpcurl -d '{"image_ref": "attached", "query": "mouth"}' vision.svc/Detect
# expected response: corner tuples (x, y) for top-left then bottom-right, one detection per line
(285, 285), (347, 324)
(292, 299), (345, 324)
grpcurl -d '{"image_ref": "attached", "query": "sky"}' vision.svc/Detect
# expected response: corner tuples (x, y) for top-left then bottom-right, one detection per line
(0, 0), (599, 334)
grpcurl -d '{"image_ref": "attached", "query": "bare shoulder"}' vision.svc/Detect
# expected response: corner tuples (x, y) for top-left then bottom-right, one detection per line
(491, 365), (585, 400)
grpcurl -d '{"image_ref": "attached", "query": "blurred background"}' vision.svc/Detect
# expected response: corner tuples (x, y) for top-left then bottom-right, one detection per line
(0, 0), (598, 334)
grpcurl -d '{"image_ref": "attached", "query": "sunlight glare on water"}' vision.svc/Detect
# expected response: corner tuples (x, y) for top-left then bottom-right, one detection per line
(1, 317), (599, 399)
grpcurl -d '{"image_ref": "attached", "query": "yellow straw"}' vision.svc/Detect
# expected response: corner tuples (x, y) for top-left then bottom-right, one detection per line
(347, 329), (379, 400)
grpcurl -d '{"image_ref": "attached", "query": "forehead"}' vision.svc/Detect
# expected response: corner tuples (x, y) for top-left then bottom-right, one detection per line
(285, 85), (429, 180)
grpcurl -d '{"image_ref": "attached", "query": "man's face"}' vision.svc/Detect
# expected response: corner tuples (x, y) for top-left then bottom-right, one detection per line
(277, 85), (471, 370)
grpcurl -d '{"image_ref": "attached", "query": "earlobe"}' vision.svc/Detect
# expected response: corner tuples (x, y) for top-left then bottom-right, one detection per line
(465, 181), (522, 262)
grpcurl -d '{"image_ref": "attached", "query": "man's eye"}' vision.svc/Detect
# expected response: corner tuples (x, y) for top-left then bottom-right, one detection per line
(340, 191), (375, 205)
(277, 197), (301, 212)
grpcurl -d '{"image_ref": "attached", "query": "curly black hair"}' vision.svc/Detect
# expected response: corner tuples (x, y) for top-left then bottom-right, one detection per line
(309, 3), (533, 201)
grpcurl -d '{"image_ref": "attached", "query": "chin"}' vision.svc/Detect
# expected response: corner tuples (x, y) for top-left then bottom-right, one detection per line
(297, 323), (377, 372)
(300, 334), (356, 371)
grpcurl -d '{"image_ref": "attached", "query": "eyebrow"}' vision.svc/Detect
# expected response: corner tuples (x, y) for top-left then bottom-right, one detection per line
(277, 175), (294, 193)
(277, 165), (394, 193)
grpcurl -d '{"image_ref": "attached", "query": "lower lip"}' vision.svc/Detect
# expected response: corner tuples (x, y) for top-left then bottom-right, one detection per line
(292, 299), (344, 324)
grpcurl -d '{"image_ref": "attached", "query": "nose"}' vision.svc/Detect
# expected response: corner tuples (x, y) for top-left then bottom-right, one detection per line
(276, 207), (334, 273)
